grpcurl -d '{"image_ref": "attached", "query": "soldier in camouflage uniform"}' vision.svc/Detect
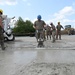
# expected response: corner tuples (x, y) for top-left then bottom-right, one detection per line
(33, 15), (46, 47)
(0, 9), (6, 50)
(45, 24), (52, 40)
(50, 22), (56, 43)
(56, 22), (64, 40)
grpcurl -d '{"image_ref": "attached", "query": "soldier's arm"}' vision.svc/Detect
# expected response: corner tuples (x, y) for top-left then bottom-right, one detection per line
(33, 21), (37, 29)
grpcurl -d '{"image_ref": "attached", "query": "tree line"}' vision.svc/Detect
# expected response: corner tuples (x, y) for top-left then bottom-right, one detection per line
(13, 17), (35, 36)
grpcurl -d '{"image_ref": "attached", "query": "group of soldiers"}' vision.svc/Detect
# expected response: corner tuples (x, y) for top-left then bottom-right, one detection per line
(0, 9), (64, 49)
(33, 15), (64, 47)
(44, 22), (64, 41)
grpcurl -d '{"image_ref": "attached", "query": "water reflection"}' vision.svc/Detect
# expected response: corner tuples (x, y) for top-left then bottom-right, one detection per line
(13, 51), (37, 64)
(36, 50), (45, 62)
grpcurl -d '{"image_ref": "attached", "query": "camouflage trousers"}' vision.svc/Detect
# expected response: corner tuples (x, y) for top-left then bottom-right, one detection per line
(35, 30), (44, 41)
(35, 30), (44, 47)
(56, 30), (61, 40)
(0, 31), (5, 50)
(46, 30), (52, 40)
(52, 30), (56, 42)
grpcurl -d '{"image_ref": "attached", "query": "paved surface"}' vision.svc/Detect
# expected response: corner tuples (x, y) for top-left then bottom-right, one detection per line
(0, 35), (75, 75)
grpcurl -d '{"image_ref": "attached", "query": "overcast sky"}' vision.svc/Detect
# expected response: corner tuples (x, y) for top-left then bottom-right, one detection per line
(0, 0), (75, 28)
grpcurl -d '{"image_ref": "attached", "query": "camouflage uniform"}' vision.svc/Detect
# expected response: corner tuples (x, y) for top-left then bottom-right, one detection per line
(33, 20), (46, 47)
(56, 24), (63, 40)
(0, 15), (5, 50)
(45, 25), (51, 40)
(43, 28), (46, 41)
(50, 24), (56, 43)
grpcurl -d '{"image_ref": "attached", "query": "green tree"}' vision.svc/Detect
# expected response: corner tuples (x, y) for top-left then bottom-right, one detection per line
(13, 17), (35, 36)
(13, 17), (25, 34)
(25, 20), (35, 33)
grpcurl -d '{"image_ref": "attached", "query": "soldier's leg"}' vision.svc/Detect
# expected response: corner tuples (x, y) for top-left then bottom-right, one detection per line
(52, 31), (56, 43)
(35, 31), (37, 41)
(56, 30), (58, 40)
(37, 34), (41, 47)
(35, 30), (40, 42)
(54, 31), (56, 42)
(39, 31), (44, 47)
(43, 31), (46, 41)
(59, 31), (61, 40)
(50, 32), (51, 40)
(49, 31), (51, 40)
(41, 30), (44, 41)
(35, 31), (38, 41)
(46, 31), (48, 40)
(37, 31), (42, 47)
(0, 40), (5, 50)
(0, 34), (5, 50)
(35, 31), (40, 47)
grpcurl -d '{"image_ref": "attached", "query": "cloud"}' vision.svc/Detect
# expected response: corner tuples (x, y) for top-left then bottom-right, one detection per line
(54, 6), (75, 20)
(0, 0), (18, 5)
(46, 6), (75, 27)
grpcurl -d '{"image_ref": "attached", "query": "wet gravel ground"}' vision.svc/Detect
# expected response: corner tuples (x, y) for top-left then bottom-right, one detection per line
(0, 35), (75, 75)
(2, 35), (75, 50)
(14, 63), (75, 75)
